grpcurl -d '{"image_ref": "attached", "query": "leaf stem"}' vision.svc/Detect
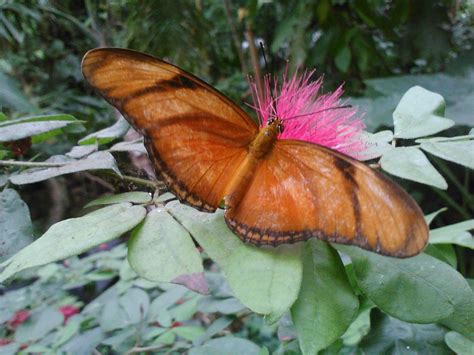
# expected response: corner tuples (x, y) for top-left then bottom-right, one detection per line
(0, 160), (66, 168)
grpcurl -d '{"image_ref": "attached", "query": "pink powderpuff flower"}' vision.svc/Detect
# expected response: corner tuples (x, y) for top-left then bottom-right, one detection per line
(59, 305), (80, 324)
(250, 69), (366, 159)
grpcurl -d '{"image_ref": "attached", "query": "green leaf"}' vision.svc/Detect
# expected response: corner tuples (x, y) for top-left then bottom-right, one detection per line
(360, 311), (450, 353)
(335, 246), (468, 324)
(440, 274), (474, 340)
(393, 86), (454, 139)
(430, 220), (474, 249)
(120, 287), (150, 324)
(291, 241), (359, 354)
(356, 130), (394, 161)
(79, 117), (130, 145)
(15, 307), (64, 342)
(425, 207), (447, 225)
(445, 331), (474, 354)
(168, 202), (303, 321)
(190, 336), (262, 355)
(0, 203), (146, 282)
(193, 317), (233, 346)
(380, 147), (447, 189)
(0, 114), (82, 142)
(66, 144), (98, 159)
(0, 189), (34, 262)
(109, 140), (147, 154)
(172, 326), (205, 341)
(59, 327), (103, 354)
(424, 244), (457, 268)
(85, 191), (152, 208)
(335, 47), (352, 73)
(420, 140), (474, 169)
(341, 299), (375, 346)
(9, 152), (121, 185)
(148, 285), (189, 321)
(0, 72), (37, 113)
(53, 315), (82, 348)
(128, 208), (206, 293)
(100, 298), (129, 332)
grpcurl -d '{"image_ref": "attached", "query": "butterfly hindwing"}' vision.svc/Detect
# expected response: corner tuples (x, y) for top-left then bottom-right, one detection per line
(82, 48), (258, 211)
(224, 140), (428, 257)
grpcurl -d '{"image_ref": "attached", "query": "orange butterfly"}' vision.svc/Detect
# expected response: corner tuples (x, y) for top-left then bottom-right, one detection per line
(82, 48), (428, 258)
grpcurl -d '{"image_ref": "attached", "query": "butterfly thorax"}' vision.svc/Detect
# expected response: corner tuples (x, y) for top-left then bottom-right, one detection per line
(248, 119), (281, 159)
(223, 120), (281, 211)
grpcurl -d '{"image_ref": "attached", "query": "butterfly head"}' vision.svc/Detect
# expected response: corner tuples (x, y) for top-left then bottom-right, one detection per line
(267, 117), (284, 134)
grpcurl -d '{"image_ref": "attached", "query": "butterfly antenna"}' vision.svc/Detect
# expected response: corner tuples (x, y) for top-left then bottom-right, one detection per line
(259, 42), (277, 118)
(284, 105), (353, 121)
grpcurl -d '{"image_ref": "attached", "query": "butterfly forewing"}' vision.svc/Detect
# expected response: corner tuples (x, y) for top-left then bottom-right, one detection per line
(82, 48), (258, 211)
(225, 140), (428, 257)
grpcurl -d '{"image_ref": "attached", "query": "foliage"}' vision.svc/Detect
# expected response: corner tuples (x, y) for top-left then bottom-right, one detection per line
(1, 85), (473, 353)
(0, 1), (473, 353)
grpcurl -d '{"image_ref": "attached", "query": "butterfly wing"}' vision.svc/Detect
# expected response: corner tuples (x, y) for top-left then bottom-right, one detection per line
(82, 48), (258, 211)
(225, 140), (428, 257)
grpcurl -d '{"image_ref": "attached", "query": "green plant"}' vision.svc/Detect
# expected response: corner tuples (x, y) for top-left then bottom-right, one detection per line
(0, 84), (473, 353)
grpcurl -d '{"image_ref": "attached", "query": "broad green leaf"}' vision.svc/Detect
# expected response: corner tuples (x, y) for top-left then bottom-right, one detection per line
(424, 244), (457, 268)
(79, 117), (130, 145)
(128, 208), (206, 293)
(445, 331), (474, 354)
(0, 114), (82, 142)
(360, 311), (450, 353)
(168, 202), (303, 321)
(85, 191), (152, 208)
(15, 307), (63, 342)
(441, 274), (474, 340)
(430, 220), (474, 249)
(393, 86), (454, 139)
(0, 189), (34, 262)
(335, 246), (468, 323)
(356, 130), (394, 161)
(380, 147), (447, 189)
(0, 203), (146, 282)
(189, 336), (262, 355)
(9, 151), (121, 185)
(291, 241), (358, 355)
(420, 140), (474, 169)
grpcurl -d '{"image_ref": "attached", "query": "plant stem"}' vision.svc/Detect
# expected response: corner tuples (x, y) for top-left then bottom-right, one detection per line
(223, 0), (248, 75)
(0, 160), (66, 168)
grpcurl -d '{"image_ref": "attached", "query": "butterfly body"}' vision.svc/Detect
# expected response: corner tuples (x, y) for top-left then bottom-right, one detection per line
(82, 48), (428, 257)
(224, 120), (281, 211)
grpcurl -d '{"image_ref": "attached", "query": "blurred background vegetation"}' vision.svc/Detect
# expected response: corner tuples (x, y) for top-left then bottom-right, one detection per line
(1, 0), (472, 248)
(0, 0), (473, 353)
